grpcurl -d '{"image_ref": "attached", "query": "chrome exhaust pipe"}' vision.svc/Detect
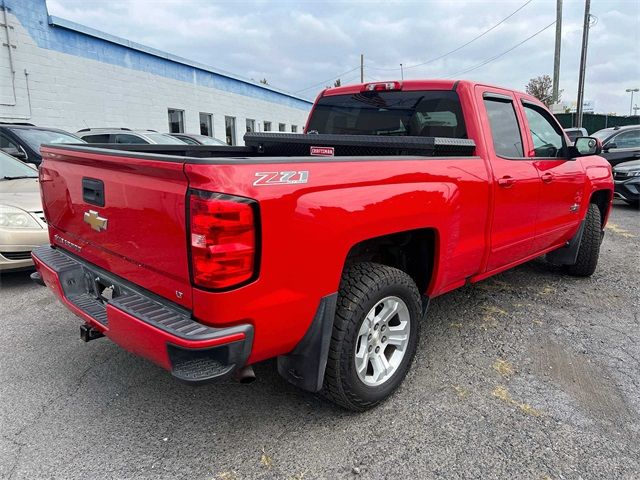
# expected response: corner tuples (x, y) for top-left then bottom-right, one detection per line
(235, 365), (256, 384)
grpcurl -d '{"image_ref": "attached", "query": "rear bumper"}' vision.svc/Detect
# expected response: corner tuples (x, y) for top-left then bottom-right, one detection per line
(32, 245), (253, 383)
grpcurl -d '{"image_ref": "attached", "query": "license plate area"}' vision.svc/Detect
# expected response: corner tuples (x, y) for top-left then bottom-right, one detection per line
(86, 274), (123, 305)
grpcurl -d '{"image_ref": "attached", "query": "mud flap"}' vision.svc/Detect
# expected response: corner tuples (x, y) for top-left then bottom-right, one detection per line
(277, 293), (337, 392)
(546, 219), (586, 266)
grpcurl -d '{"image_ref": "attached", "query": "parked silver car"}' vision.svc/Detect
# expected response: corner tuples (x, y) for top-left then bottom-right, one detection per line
(77, 128), (187, 145)
(0, 150), (48, 271)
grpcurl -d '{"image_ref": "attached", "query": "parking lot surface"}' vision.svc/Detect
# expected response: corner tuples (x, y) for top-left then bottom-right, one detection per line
(1, 202), (638, 480)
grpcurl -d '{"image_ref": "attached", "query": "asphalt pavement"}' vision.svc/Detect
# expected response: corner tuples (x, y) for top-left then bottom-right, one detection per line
(1, 201), (638, 480)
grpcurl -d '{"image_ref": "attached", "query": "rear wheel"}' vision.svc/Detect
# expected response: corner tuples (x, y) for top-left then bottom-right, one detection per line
(564, 203), (602, 277)
(322, 262), (421, 411)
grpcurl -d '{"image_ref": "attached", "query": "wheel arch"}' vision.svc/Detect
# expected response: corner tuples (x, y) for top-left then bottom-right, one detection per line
(343, 228), (438, 294)
(589, 189), (613, 228)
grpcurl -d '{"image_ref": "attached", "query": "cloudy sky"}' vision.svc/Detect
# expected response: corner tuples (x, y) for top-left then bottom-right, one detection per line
(47, 0), (639, 114)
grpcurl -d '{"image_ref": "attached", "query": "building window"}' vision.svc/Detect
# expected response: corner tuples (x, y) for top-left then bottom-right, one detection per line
(278, 123), (286, 132)
(264, 121), (271, 132)
(246, 119), (255, 133)
(168, 109), (184, 133)
(225, 116), (237, 145)
(291, 125), (298, 133)
(200, 112), (213, 137)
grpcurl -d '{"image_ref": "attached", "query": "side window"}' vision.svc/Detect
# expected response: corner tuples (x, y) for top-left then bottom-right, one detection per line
(81, 134), (110, 143)
(114, 134), (147, 144)
(611, 130), (640, 149)
(177, 136), (199, 145)
(523, 104), (565, 158)
(483, 98), (524, 157)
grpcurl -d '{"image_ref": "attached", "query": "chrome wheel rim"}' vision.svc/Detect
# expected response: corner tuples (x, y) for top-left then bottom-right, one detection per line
(354, 295), (411, 387)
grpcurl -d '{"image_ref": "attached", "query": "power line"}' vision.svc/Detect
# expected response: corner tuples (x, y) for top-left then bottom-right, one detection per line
(445, 20), (556, 78)
(294, 66), (360, 93)
(366, 0), (534, 72)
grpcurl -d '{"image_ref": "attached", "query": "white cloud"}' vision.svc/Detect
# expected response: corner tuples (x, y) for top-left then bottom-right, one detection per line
(47, 0), (640, 114)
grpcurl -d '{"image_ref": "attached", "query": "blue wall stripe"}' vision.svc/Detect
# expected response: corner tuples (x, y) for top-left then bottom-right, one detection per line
(4, 0), (312, 111)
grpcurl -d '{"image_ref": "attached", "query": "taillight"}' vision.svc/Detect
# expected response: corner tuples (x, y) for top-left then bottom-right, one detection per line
(362, 81), (402, 92)
(189, 191), (258, 290)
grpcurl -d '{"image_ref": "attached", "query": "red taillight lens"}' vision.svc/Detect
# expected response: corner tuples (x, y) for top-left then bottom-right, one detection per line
(189, 191), (257, 290)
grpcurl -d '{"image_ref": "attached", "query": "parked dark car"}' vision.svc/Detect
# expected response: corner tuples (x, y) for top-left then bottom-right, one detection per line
(0, 123), (84, 166)
(613, 159), (640, 207)
(167, 133), (227, 145)
(592, 125), (640, 166)
(564, 127), (587, 144)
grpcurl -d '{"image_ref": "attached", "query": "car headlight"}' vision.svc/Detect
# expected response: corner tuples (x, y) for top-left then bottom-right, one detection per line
(0, 205), (41, 229)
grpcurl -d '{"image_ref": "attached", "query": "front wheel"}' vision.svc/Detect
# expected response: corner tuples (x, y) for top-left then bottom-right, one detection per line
(321, 262), (421, 411)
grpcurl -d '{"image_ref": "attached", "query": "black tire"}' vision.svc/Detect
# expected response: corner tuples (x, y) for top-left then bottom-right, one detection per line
(321, 262), (421, 411)
(564, 203), (602, 277)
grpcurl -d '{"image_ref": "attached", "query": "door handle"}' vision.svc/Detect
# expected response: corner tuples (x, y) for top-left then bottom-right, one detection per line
(497, 176), (516, 188)
(541, 172), (554, 183)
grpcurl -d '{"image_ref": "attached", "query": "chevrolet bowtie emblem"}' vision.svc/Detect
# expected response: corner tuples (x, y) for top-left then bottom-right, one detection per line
(83, 210), (108, 232)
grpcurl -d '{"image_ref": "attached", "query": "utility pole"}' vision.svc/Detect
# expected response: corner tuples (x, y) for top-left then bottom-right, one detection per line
(575, 0), (590, 128)
(400, 64), (404, 81)
(626, 88), (639, 116)
(360, 54), (364, 83)
(552, 0), (562, 104)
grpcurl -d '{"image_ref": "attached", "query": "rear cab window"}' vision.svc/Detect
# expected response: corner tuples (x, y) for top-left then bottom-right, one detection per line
(306, 90), (467, 138)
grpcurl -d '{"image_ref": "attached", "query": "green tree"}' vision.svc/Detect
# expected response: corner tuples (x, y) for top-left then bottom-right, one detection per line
(525, 75), (561, 107)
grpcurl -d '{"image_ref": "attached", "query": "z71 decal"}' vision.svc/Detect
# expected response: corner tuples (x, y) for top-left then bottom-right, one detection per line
(254, 171), (309, 186)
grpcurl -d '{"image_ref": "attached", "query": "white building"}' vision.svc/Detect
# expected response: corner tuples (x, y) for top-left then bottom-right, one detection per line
(0, 0), (312, 145)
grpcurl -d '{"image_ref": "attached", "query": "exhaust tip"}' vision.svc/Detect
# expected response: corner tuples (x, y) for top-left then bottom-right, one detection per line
(235, 365), (256, 384)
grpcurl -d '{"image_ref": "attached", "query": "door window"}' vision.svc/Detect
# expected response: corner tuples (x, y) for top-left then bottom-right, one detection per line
(483, 98), (524, 158)
(610, 129), (640, 149)
(114, 134), (147, 144)
(81, 134), (110, 143)
(523, 104), (565, 158)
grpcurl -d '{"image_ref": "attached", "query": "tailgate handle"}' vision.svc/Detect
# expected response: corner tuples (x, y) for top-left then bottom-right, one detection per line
(82, 178), (105, 207)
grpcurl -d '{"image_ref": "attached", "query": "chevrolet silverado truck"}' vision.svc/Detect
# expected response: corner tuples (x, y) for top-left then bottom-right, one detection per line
(31, 80), (613, 411)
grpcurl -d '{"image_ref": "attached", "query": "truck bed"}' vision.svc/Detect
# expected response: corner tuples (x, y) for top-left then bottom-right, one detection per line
(51, 132), (476, 160)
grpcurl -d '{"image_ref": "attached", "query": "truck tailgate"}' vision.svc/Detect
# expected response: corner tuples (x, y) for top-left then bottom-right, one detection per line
(39, 146), (193, 308)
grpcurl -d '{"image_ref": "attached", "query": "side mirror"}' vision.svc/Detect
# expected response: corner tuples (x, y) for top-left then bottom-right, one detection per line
(603, 142), (617, 151)
(1, 147), (28, 161)
(572, 137), (601, 156)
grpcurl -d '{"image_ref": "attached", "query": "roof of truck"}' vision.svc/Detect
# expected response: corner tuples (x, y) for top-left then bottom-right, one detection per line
(319, 79), (542, 106)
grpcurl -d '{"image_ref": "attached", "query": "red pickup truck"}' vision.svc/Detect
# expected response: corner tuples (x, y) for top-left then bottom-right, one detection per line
(32, 80), (613, 410)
